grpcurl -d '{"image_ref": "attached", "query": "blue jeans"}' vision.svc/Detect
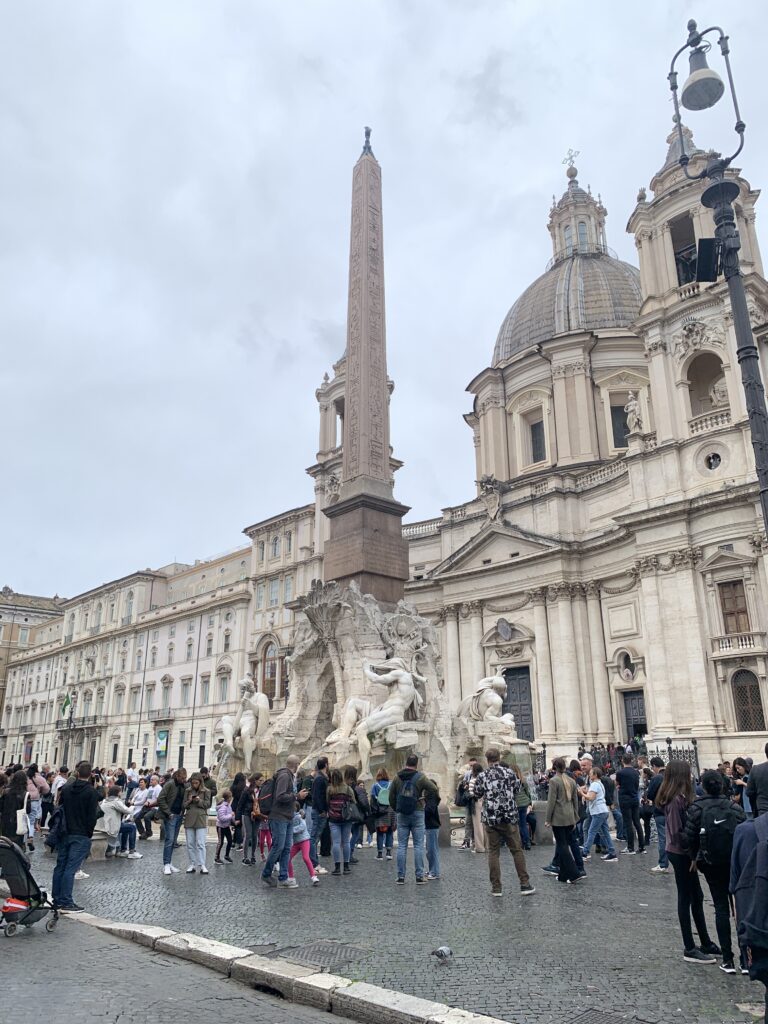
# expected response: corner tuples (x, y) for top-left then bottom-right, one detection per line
(28, 798), (42, 839)
(612, 805), (625, 840)
(52, 834), (91, 907)
(396, 811), (425, 880)
(329, 822), (353, 866)
(655, 814), (668, 868)
(376, 827), (393, 851)
(162, 813), (183, 866)
(583, 812), (615, 856)
(426, 828), (440, 877)
(517, 806), (531, 847)
(262, 818), (293, 882)
(109, 821), (137, 852)
(309, 812), (326, 867)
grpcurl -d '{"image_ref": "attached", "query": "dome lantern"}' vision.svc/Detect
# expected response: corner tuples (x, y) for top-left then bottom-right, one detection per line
(547, 157), (608, 262)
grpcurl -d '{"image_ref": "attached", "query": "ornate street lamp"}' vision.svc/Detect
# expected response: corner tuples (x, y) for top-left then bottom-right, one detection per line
(668, 19), (768, 533)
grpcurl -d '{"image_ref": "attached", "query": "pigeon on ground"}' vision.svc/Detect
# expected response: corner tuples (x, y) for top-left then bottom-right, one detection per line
(430, 946), (453, 964)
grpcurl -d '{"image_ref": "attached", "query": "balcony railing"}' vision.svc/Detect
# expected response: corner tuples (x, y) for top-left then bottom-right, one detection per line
(148, 708), (174, 722)
(678, 281), (701, 300)
(18, 722), (32, 733)
(689, 409), (731, 435)
(711, 631), (767, 655)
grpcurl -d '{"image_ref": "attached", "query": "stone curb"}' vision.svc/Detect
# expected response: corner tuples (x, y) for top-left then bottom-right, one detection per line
(72, 915), (510, 1024)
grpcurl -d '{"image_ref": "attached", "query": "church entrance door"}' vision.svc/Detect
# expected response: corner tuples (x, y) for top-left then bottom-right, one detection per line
(622, 690), (647, 742)
(502, 666), (534, 741)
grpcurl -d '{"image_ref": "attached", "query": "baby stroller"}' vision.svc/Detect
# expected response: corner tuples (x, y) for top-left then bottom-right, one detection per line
(0, 837), (59, 936)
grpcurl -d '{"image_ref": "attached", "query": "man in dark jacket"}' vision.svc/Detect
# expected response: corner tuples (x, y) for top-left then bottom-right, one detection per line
(52, 762), (102, 912)
(747, 743), (768, 817)
(389, 754), (438, 884)
(309, 757), (329, 873)
(262, 755), (308, 889)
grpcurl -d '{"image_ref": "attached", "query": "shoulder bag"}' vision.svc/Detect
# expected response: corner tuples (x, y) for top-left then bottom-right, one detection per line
(16, 793), (30, 837)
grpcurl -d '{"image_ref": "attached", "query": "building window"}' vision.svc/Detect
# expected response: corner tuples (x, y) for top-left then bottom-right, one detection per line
(120, 654), (127, 672)
(208, 615), (215, 627)
(162, 684), (171, 710)
(284, 577), (293, 603)
(256, 583), (265, 609)
(258, 541), (265, 561)
(205, 635), (213, 657)
(181, 681), (191, 707)
(271, 536), (280, 558)
(719, 581), (750, 635)
(200, 677), (210, 704)
(523, 410), (546, 466)
(186, 640), (193, 661)
(150, 647), (157, 668)
(168, 625), (175, 638)
(187, 620), (195, 633)
(262, 644), (279, 702)
(577, 221), (588, 249)
(18, 628), (29, 647)
(136, 650), (143, 672)
(268, 580), (280, 607)
(732, 670), (766, 731)
(95, 691), (104, 717)
(218, 674), (230, 703)
(610, 402), (629, 449)
(152, 629), (159, 641)
(563, 224), (572, 254)
(167, 644), (174, 665)
(223, 631), (231, 653)
(130, 689), (140, 714)
(146, 688), (154, 711)
(285, 531), (292, 555)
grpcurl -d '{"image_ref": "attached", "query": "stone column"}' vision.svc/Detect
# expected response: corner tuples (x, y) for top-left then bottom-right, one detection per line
(636, 558), (675, 735)
(674, 551), (716, 736)
(532, 590), (556, 739)
(443, 605), (462, 711)
(468, 601), (485, 683)
(585, 582), (614, 737)
(549, 584), (584, 739)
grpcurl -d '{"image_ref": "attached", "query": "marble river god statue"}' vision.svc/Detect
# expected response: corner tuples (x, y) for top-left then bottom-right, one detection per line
(218, 673), (271, 776)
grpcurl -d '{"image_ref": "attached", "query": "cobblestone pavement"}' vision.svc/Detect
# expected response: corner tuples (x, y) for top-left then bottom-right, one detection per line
(0, 915), (335, 1024)
(21, 838), (767, 1024)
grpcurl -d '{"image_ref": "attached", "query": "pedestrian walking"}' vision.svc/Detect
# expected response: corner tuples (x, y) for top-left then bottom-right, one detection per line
(545, 757), (581, 884)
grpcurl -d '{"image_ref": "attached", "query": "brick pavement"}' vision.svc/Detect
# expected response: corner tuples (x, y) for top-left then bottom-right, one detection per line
(22, 838), (766, 1024)
(0, 918), (336, 1024)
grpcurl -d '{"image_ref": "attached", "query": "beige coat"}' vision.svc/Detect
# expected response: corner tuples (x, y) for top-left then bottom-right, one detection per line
(183, 778), (212, 829)
(546, 773), (579, 827)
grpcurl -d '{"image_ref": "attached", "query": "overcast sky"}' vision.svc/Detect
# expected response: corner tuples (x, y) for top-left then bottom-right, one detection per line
(2, 1), (766, 598)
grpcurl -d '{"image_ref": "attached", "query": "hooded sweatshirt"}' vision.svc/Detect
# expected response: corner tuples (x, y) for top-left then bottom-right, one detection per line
(59, 778), (103, 838)
(388, 768), (438, 813)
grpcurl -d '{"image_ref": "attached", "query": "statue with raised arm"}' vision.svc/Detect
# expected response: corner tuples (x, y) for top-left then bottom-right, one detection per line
(323, 657), (424, 780)
(219, 673), (271, 775)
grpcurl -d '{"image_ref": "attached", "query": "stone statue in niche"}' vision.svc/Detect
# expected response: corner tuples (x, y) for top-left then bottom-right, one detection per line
(709, 376), (729, 408)
(624, 391), (642, 433)
(619, 651), (636, 681)
(323, 657), (424, 780)
(478, 474), (503, 520)
(218, 673), (271, 776)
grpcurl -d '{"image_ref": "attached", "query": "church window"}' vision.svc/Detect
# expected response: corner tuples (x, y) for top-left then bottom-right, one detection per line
(610, 402), (629, 449)
(256, 583), (265, 608)
(526, 415), (546, 465)
(732, 670), (766, 732)
(271, 536), (281, 558)
(669, 213), (697, 285)
(719, 581), (750, 635)
(262, 644), (278, 702)
(577, 221), (588, 249)
(563, 224), (573, 254)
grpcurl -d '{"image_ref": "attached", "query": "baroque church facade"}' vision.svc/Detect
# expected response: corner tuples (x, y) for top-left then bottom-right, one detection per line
(4, 125), (768, 770)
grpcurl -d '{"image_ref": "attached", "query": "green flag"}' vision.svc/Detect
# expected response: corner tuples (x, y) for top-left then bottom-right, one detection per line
(61, 693), (72, 718)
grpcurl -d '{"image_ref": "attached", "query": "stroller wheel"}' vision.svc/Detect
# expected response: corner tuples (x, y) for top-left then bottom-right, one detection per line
(45, 917), (57, 932)
(4, 922), (18, 937)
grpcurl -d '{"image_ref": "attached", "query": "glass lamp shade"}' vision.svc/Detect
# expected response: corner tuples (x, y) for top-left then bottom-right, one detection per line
(681, 48), (725, 111)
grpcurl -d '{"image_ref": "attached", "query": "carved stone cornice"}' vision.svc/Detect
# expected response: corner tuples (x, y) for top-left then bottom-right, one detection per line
(552, 360), (589, 379)
(584, 580), (601, 598)
(466, 600), (483, 616)
(634, 546), (703, 576)
(529, 588), (547, 607)
(644, 337), (667, 356)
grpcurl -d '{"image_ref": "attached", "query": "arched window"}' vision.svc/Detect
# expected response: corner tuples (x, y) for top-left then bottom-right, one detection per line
(687, 351), (728, 418)
(563, 224), (573, 254)
(271, 536), (280, 558)
(262, 643), (278, 702)
(733, 670), (766, 731)
(577, 221), (588, 249)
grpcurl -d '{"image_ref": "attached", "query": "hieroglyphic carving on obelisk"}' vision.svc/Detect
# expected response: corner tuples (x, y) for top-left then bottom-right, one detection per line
(341, 127), (392, 498)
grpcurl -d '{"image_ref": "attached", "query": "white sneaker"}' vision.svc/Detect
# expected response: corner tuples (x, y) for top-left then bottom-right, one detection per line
(199, 866), (209, 874)
(186, 866), (196, 873)
(163, 865), (172, 875)
(74, 870), (89, 880)
(116, 851), (129, 858)
(316, 866), (328, 875)
(279, 878), (299, 888)
(169, 864), (180, 873)
(651, 865), (670, 873)
(127, 852), (143, 860)
(311, 875), (320, 885)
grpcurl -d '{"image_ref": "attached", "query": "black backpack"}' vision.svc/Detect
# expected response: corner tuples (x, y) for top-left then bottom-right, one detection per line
(44, 805), (67, 849)
(256, 773), (278, 817)
(396, 772), (422, 815)
(698, 799), (743, 866)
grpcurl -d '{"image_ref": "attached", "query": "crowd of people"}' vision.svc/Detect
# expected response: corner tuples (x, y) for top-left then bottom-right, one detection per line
(1, 741), (768, 1016)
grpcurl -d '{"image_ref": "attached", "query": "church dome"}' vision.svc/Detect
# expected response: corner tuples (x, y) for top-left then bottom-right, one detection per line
(493, 247), (642, 366)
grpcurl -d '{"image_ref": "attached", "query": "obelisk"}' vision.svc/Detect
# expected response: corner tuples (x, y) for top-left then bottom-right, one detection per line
(323, 128), (410, 605)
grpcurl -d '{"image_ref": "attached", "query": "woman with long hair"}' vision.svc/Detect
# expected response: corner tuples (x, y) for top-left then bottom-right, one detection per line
(25, 762), (50, 852)
(236, 772), (262, 865)
(370, 767), (395, 860)
(343, 765), (369, 863)
(545, 757), (581, 883)
(327, 768), (355, 875)
(0, 769), (31, 848)
(656, 760), (719, 964)
(230, 772), (247, 851)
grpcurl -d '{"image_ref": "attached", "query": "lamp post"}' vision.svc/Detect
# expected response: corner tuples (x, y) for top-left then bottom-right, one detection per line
(668, 19), (768, 534)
